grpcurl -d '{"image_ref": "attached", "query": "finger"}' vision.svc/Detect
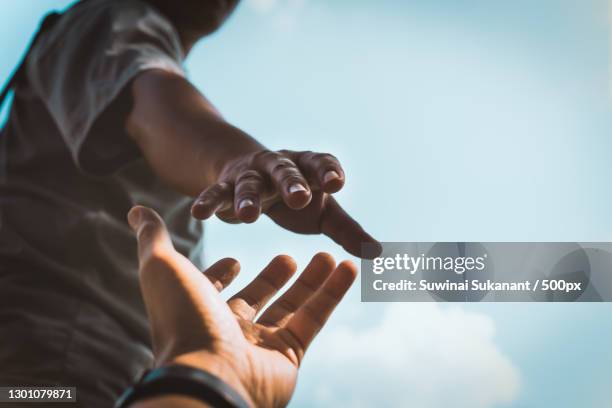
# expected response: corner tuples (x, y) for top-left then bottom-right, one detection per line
(255, 151), (311, 210)
(233, 170), (265, 223)
(127, 206), (239, 359)
(228, 255), (297, 321)
(128, 205), (174, 262)
(191, 182), (233, 220)
(297, 152), (345, 194)
(279, 261), (357, 364)
(203, 258), (241, 292)
(321, 197), (382, 259)
(258, 252), (336, 327)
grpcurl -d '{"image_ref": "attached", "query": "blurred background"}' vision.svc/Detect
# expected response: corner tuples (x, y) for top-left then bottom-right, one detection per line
(2, 0), (612, 406)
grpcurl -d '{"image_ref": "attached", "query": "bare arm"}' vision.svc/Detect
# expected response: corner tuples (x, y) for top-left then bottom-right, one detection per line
(127, 69), (263, 196)
(126, 69), (381, 258)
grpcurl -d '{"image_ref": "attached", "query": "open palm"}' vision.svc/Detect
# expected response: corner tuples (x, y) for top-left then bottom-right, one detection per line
(128, 206), (357, 408)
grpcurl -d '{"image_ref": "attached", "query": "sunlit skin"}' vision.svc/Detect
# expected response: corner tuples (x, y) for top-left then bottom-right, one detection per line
(127, 56), (381, 260)
(123, 4), (376, 404)
(127, 206), (357, 408)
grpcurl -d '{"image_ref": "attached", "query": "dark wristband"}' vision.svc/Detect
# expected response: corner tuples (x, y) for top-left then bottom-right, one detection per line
(114, 364), (251, 408)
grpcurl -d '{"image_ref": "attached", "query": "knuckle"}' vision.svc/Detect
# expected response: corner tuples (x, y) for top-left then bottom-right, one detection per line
(216, 181), (232, 190)
(252, 149), (280, 166)
(298, 150), (315, 159)
(281, 174), (304, 186)
(301, 303), (326, 327)
(296, 151), (315, 165)
(201, 190), (219, 202)
(275, 168), (304, 187)
(235, 191), (258, 202)
(236, 169), (264, 185)
(321, 153), (340, 164)
(203, 183), (230, 201)
(298, 151), (338, 169)
(313, 152), (339, 164)
(309, 152), (327, 162)
(275, 297), (298, 313)
(277, 149), (295, 156)
(271, 158), (298, 176)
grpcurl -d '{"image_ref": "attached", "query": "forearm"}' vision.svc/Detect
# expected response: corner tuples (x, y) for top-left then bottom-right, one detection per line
(126, 69), (264, 196)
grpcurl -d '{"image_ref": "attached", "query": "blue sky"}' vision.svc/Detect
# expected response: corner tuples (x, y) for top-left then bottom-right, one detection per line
(2, 0), (612, 406)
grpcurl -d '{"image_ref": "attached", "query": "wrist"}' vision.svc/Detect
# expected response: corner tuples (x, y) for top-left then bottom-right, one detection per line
(167, 351), (255, 408)
(118, 360), (254, 408)
(210, 125), (265, 182)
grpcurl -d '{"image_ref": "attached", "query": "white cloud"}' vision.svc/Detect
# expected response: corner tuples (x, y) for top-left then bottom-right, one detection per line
(293, 303), (520, 408)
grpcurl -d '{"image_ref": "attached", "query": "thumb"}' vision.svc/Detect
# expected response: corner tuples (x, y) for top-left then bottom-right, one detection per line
(320, 197), (382, 259)
(127, 205), (239, 362)
(128, 205), (174, 263)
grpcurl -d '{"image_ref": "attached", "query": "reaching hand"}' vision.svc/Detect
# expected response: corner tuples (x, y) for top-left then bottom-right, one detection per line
(190, 149), (381, 258)
(128, 205), (357, 408)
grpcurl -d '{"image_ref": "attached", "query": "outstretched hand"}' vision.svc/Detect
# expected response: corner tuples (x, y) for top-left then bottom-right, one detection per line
(128, 205), (357, 408)
(190, 150), (381, 258)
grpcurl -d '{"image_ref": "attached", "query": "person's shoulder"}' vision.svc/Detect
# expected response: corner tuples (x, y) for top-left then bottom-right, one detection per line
(62, 0), (164, 27)
(32, 0), (179, 57)
(33, 0), (150, 46)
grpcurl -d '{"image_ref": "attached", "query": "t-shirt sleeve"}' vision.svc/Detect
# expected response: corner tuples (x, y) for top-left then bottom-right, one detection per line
(26, 0), (186, 175)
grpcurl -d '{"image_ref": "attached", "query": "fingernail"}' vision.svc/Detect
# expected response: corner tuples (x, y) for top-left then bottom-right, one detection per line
(289, 184), (307, 194)
(127, 207), (142, 231)
(238, 198), (255, 210)
(194, 200), (207, 208)
(323, 170), (340, 184)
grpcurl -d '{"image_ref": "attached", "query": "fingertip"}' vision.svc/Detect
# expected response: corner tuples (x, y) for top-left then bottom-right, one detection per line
(271, 254), (298, 273)
(127, 205), (145, 231)
(252, 255), (297, 294)
(285, 186), (312, 210)
(311, 252), (337, 270)
(129, 207), (174, 263)
(191, 201), (213, 220)
(343, 233), (382, 259)
(320, 260), (357, 298)
(321, 171), (345, 193)
(215, 257), (241, 273)
(372, 241), (383, 257)
(236, 199), (261, 224)
(360, 241), (383, 259)
(128, 205), (161, 232)
(193, 199), (228, 220)
(205, 257), (242, 290)
(336, 260), (358, 281)
(288, 183), (308, 195)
